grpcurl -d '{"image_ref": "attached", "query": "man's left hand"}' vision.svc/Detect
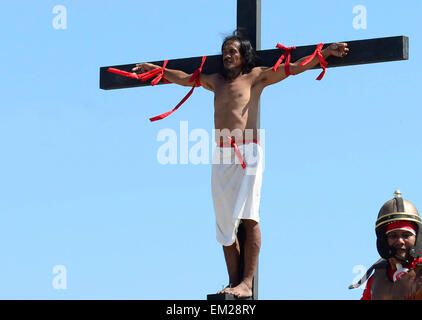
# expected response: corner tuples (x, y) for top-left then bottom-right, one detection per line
(327, 42), (349, 57)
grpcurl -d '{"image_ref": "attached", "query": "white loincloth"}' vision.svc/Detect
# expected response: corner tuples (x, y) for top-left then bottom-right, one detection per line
(211, 142), (263, 246)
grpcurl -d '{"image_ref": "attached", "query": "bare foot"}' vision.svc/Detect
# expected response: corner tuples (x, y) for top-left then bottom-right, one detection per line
(230, 282), (252, 298)
(217, 284), (235, 295)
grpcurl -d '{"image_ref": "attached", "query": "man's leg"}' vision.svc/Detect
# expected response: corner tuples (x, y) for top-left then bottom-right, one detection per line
(218, 236), (241, 294)
(230, 219), (261, 298)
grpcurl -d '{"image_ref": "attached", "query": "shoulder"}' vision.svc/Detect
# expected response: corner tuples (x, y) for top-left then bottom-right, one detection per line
(249, 66), (280, 87)
(245, 66), (268, 83)
(250, 66), (267, 76)
(200, 73), (220, 91)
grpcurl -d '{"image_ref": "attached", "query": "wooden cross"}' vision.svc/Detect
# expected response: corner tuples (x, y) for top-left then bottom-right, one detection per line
(99, 0), (408, 300)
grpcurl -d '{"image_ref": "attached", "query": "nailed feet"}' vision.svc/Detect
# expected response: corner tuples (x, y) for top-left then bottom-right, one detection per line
(217, 281), (252, 299)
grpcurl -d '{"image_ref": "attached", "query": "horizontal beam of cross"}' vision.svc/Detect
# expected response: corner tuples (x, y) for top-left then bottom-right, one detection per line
(100, 36), (408, 90)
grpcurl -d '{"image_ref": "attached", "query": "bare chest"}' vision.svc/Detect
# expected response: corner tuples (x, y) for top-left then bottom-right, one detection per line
(214, 78), (251, 107)
(213, 75), (262, 115)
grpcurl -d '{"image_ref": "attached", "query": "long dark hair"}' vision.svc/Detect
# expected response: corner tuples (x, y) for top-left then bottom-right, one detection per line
(220, 31), (257, 79)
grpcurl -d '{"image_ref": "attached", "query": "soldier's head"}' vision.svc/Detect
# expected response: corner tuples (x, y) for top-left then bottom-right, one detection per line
(220, 32), (257, 80)
(385, 221), (417, 261)
(375, 190), (422, 262)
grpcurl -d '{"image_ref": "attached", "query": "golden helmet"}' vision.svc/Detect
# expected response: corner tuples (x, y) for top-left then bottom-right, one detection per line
(375, 190), (422, 259)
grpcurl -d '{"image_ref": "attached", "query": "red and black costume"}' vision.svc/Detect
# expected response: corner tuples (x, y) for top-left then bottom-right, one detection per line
(350, 191), (422, 300)
(361, 257), (422, 300)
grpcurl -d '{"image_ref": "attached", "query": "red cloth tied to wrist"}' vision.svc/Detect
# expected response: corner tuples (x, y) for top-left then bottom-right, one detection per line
(299, 43), (328, 80)
(107, 60), (171, 86)
(107, 67), (139, 79)
(137, 60), (171, 86)
(149, 56), (207, 122)
(272, 43), (296, 76)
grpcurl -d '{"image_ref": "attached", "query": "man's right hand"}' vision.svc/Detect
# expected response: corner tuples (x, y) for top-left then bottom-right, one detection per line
(131, 62), (214, 89)
(326, 42), (349, 58)
(132, 63), (158, 73)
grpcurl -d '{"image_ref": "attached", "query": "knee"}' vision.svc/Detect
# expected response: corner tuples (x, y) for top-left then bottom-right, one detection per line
(241, 219), (260, 232)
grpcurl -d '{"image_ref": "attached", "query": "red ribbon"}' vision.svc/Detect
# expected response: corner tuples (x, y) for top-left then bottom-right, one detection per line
(272, 43), (296, 76)
(299, 43), (328, 80)
(149, 56), (207, 122)
(228, 137), (246, 169)
(107, 67), (139, 79)
(108, 60), (171, 85)
(218, 139), (259, 169)
(107, 56), (207, 122)
(138, 60), (171, 85)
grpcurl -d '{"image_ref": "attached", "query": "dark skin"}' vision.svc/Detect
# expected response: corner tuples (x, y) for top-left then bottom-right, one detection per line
(387, 230), (416, 261)
(133, 40), (349, 298)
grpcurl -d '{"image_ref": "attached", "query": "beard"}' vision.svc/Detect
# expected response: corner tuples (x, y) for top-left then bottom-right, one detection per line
(222, 64), (242, 80)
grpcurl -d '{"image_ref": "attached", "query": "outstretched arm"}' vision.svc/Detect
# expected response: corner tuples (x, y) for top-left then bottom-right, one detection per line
(290, 42), (348, 75)
(132, 63), (215, 91)
(132, 63), (191, 86)
(256, 42), (349, 86)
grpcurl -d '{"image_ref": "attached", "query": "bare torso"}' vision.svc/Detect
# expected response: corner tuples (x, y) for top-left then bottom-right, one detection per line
(135, 40), (347, 149)
(206, 68), (264, 144)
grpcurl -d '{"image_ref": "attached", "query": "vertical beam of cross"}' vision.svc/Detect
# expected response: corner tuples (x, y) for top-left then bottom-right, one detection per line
(236, 0), (261, 300)
(237, 0), (261, 127)
(237, 0), (261, 50)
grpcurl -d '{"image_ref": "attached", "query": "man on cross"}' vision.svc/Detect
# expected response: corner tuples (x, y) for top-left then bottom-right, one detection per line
(132, 32), (349, 298)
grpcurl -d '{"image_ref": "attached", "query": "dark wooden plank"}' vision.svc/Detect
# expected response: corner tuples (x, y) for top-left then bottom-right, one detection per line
(237, 0), (261, 50)
(100, 36), (408, 90)
(100, 55), (220, 90)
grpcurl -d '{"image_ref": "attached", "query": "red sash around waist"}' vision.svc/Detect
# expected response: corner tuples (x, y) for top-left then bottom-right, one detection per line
(217, 138), (259, 169)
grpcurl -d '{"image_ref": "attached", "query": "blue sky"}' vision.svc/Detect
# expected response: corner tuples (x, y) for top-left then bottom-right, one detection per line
(1, 0), (422, 300)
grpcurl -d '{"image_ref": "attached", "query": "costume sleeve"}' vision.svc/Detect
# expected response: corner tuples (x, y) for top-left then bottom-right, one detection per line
(360, 275), (373, 300)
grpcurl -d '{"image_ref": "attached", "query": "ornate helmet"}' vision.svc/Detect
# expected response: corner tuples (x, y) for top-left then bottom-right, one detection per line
(375, 190), (422, 260)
